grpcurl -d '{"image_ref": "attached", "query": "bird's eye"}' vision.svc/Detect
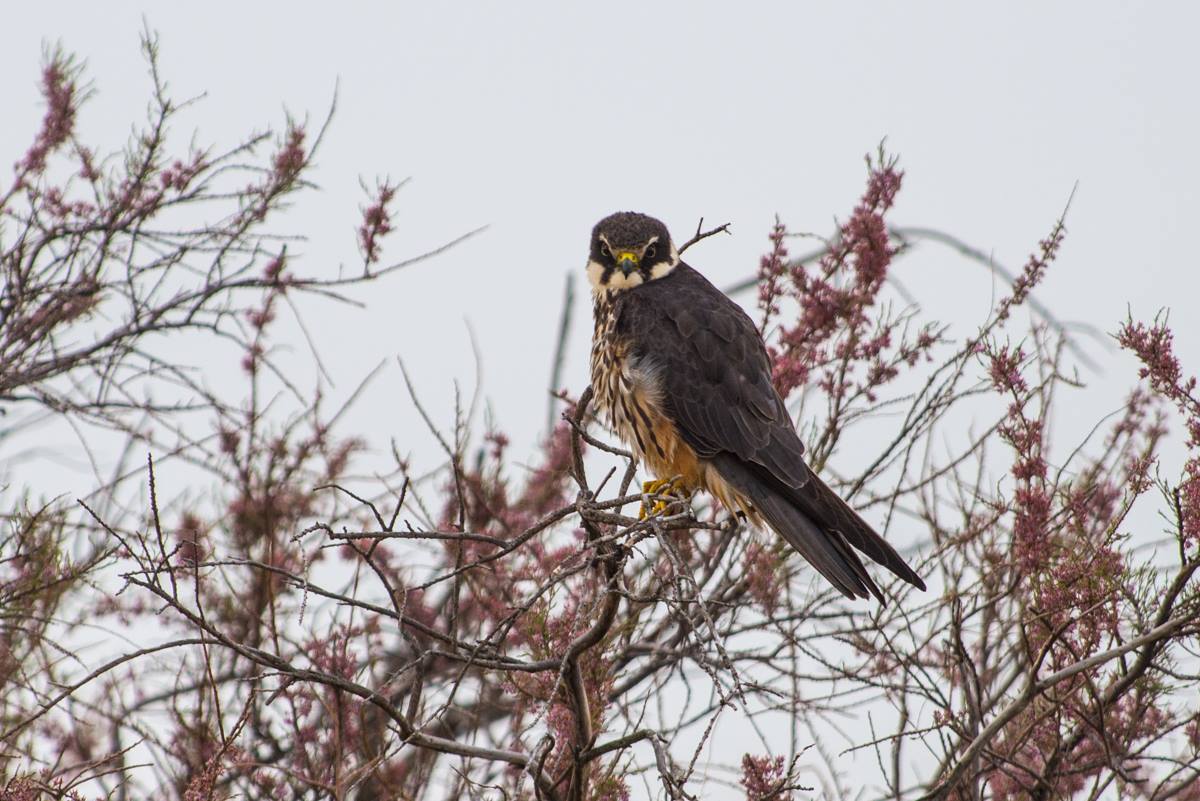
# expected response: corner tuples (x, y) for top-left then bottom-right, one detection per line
(645, 243), (657, 259)
(599, 242), (611, 258)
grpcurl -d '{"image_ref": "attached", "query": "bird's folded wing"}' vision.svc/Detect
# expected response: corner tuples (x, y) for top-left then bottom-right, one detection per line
(615, 263), (808, 490)
(615, 263), (926, 594)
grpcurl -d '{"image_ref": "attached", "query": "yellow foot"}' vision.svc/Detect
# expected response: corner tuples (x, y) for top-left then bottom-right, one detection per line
(639, 477), (689, 519)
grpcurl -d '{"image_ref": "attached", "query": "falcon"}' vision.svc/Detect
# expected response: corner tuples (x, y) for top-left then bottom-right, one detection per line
(586, 211), (925, 602)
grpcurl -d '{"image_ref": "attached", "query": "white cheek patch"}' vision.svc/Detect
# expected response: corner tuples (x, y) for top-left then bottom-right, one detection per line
(586, 259), (605, 291)
(586, 256), (679, 293)
(587, 259), (645, 291)
(648, 259), (677, 281)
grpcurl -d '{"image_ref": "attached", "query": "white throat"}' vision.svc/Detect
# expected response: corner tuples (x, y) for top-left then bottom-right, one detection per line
(586, 248), (680, 294)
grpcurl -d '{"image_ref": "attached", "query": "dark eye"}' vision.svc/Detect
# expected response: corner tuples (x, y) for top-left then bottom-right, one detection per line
(645, 243), (657, 259)
(599, 242), (611, 258)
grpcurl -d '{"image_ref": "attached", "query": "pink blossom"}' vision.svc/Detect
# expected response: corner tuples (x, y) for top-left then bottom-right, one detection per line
(18, 55), (79, 175)
(756, 217), (789, 333)
(272, 123), (306, 182)
(359, 180), (399, 266)
(743, 540), (782, 613)
(1119, 315), (1200, 547)
(740, 754), (791, 801)
(762, 150), (928, 405)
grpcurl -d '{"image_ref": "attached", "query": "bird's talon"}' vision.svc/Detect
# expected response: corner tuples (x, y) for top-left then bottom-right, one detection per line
(638, 477), (687, 519)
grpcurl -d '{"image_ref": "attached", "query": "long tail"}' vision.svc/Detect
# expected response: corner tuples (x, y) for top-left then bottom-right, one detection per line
(711, 454), (925, 602)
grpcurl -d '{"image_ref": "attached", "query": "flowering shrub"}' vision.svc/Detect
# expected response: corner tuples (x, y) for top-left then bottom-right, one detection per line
(2, 39), (1198, 801)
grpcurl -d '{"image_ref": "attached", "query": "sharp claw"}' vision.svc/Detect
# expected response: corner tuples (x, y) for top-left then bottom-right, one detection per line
(638, 477), (688, 519)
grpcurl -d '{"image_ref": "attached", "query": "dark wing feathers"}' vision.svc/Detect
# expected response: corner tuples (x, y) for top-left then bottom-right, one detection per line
(711, 452), (883, 601)
(619, 266), (807, 484)
(615, 263), (925, 599)
(772, 460), (925, 591)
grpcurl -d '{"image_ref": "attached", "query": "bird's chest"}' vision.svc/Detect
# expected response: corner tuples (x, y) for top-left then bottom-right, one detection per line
(590, 296), (629, 426)
(590, 295), (690, 478)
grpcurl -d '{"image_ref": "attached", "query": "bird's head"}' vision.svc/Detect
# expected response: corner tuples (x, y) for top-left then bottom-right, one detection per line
(586, 211), (679, 293)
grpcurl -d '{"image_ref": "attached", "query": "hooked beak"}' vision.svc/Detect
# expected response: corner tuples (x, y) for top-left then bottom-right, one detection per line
(615, 251), (639, 276)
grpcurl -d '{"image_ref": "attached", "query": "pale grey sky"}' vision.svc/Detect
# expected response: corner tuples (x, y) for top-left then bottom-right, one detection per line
(5, 3), (1200, 795)
(4, 2), (1198, 478)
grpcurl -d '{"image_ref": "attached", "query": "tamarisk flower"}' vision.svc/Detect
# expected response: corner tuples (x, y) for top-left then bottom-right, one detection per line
(359, 180), (400, 267)
(16, 53), (80, 177)
(740, 754), (794, 801)
(767, 152), (902, 398)
(1119, 314), (1200, 548)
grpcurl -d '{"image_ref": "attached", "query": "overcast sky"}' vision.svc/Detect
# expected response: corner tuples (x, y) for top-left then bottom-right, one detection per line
(5, 2), (1199, 482)
(5, 2), (1200, 793)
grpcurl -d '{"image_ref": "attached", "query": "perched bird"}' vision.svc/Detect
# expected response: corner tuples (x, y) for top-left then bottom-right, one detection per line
(586, 211), (925, 602)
